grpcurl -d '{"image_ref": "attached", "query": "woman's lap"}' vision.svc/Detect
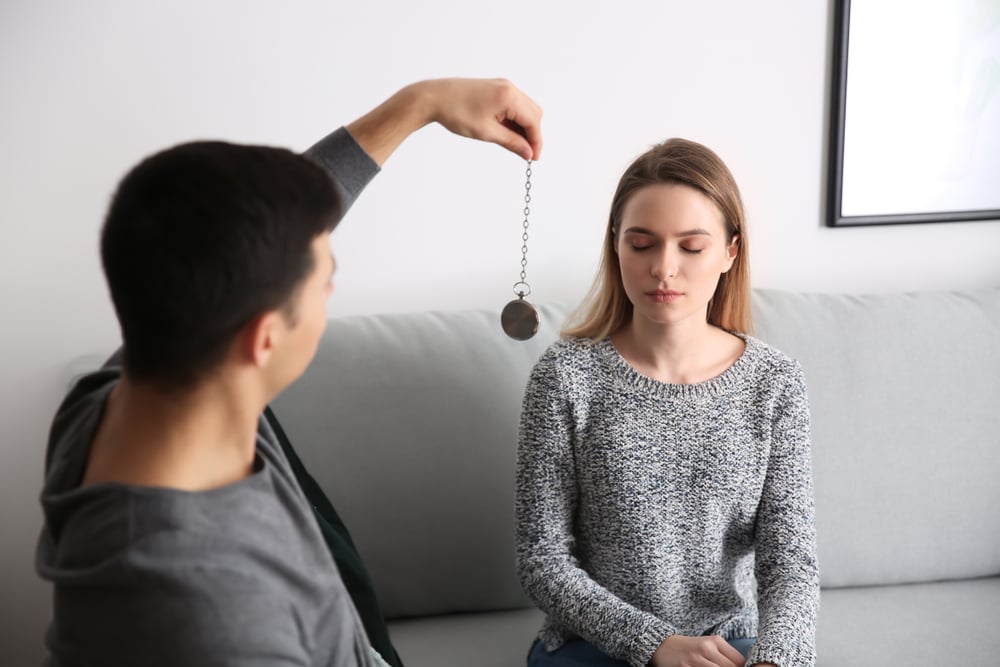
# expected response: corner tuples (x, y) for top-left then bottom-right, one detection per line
(527, 639), (630, 667)
(527, 637), (756, 666)
(727, 637), (754, 658)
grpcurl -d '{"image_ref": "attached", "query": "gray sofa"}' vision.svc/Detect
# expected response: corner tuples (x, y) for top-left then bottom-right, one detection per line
(271, 287), (1000, 667)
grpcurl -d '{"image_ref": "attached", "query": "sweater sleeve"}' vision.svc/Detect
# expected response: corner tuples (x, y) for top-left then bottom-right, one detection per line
(515, 349), (676, 667)
(747, 362), (820, 667)
(304, 127), (380, 217)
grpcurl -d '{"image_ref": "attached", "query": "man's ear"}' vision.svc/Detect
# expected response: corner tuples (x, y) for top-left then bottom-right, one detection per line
(242, 311), (283, 369)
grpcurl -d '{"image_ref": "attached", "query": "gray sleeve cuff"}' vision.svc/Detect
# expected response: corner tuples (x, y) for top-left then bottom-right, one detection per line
(303, 126), (380, 218)
(628, 617), (675, 667)
(747, 641), (814, 667)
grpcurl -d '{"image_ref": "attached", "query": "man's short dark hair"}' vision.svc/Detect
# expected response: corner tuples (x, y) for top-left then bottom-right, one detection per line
(101, 141), (341, 390)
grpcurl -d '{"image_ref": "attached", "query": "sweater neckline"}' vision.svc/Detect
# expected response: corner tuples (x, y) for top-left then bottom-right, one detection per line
(597, 332), (757, 399)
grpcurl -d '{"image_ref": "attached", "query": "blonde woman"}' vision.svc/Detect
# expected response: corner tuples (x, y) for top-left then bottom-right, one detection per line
(515, 139), (819, 667)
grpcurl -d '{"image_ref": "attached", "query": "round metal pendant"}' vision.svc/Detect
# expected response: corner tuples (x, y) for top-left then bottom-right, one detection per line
(501, 298), (539, 341)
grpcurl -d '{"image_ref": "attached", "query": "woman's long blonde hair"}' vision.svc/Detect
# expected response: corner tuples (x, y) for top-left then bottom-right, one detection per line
(562, 138), (752, 339)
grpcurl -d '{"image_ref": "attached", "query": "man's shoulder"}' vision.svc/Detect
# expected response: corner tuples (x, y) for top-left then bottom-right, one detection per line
(39, 480), (369, 667)
(43, 369), (119, 489)
(39, 368), (374, 666)
(44, 563), (341, 667)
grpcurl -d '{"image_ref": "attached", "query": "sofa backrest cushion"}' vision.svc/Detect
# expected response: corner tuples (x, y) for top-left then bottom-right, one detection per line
(274, 288), (1000, 616)
(272, 304), (572, 619)
(754, 288), (1000, 588)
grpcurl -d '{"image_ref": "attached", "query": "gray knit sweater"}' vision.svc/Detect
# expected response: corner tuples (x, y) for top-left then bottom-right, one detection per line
(515, 334), (819, 667)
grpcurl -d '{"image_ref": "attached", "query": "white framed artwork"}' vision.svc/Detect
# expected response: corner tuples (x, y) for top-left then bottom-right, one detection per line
(828, 0), (1000, 226)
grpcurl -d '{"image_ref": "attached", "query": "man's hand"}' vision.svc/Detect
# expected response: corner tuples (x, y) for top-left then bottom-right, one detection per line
(416, 78), (543, 160)
(346, 77), (542, 165)
(650, 635), (746, 667)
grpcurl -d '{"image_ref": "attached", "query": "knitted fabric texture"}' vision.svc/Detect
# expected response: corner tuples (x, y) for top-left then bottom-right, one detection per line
(515, 335), (819, 667)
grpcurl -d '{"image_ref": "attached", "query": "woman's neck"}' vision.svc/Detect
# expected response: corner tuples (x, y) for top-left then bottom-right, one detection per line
(611, 315), (744, 385)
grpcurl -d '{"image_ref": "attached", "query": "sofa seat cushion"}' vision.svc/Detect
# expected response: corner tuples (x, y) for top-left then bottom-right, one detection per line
(817, 577), (1000, 664)
(392, 580), (1000, 667)
(389, 607), (544, 667)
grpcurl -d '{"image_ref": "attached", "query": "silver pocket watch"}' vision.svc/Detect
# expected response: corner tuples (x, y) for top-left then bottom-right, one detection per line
(500, 160), (539, 341)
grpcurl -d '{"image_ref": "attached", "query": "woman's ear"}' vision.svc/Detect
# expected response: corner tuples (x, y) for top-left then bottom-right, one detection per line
(722, 234), (739, 271)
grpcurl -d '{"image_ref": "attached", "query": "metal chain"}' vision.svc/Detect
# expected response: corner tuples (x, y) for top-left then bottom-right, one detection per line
(514, 160), (532, 298)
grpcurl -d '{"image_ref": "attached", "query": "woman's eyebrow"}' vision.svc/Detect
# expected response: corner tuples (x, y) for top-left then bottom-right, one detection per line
(622, 226), (712, 237)
(677, 228), (712, 237)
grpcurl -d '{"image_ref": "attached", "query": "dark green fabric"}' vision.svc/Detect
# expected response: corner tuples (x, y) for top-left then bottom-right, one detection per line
(265, 406), (404, 667)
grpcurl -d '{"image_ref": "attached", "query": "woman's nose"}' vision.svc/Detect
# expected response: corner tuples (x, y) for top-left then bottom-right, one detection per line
(651, 247), (677, 280)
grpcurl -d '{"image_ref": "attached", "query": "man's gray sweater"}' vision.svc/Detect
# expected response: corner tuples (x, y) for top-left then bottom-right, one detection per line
(36, 127), (382, 667)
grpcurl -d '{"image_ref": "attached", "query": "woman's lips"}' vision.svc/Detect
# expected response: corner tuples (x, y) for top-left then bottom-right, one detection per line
(646, 290), (683, 303)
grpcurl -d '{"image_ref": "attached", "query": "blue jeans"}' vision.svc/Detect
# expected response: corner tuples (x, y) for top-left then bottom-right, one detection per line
(528, 637), (756, 666)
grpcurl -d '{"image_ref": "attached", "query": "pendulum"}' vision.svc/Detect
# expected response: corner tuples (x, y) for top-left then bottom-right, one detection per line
(501, 160), (540, 341)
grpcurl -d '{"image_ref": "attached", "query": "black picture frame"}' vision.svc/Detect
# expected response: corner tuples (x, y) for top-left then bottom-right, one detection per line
(827, 0), (1000, 227)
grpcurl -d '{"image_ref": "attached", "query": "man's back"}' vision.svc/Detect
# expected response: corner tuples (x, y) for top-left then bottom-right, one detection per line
(37, 368), (375, 667)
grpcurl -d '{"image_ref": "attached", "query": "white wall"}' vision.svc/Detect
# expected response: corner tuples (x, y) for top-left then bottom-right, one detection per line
(2, 0), (997, 662)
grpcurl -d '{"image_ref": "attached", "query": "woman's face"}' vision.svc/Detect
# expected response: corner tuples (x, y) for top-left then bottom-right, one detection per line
(615, 182), (737, 328)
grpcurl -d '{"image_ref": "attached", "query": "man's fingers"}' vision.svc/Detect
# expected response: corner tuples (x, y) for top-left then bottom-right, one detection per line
(492, 79), (542, 159)
(501, 118), (543, 161)
(486, 123), (534, 161)
(507, 117), (543, 160)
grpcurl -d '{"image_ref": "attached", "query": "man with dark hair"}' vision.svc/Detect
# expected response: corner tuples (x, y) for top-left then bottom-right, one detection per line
(100, 141), (342, 391)
(36, 78), (542, 667)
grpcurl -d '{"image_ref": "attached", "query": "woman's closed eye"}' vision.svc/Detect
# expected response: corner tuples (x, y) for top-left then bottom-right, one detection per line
(628, 242), (704, 253)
